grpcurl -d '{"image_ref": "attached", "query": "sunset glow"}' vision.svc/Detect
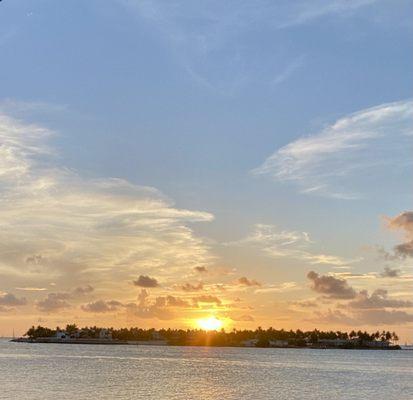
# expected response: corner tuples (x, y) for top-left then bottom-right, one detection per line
(197, 317), (223, 331)
(0, 0), (411, 346)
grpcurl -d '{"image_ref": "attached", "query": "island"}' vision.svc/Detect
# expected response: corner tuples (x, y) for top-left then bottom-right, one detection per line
(11, 325), (401, 349)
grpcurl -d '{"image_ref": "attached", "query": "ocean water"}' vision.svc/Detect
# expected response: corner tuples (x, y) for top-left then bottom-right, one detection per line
(0, 339), (411, 400)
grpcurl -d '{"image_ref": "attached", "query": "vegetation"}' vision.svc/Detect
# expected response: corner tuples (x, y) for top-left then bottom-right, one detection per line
(24, 325), (399, 347)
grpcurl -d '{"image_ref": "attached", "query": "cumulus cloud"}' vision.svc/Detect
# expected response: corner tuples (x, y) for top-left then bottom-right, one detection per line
(34, 286), (96, 313)
(356, 309), (413, 325)
(36, 293), (71, 313)
(307, 271), (357, 299)
(133, 275), (159, 288)
(314, 308), (413, 326)
(73, 285), (94, 296)
(387, 211), (413, 258)
(25, 255), (43, 265)
(394, 242), (413, 258)
(231, 314), (254, 322)
(192, 295), (222, 306)
(307, 268), (413, 325)
(194, 266), (208, 273)
(81, 300), (123, 313)
(348, 289), (413, 309)
(0, 112), (214, 303)
(0, 292), (27, 307)
(380, 266), (401, 278)
(126, 289), (191, 320)
(237, 277), (261, 287)
(180, 282), (204, 292)
(388, 211), (413, 233)
(164, 295), (191, 308)
(253, 100), (413, 198)
(311, 309), (357, 325)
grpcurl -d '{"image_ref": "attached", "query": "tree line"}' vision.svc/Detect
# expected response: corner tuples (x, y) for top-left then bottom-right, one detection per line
(25, 325), (399, 347)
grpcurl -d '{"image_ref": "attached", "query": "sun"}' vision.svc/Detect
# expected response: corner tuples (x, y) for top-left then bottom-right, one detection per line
(197, 316), (223, 331)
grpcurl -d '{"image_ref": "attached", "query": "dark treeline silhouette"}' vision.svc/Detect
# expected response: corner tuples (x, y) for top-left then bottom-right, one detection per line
(25, 325), (399, 347)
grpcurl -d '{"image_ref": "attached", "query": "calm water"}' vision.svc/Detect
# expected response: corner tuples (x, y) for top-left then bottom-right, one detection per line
(0, 339), (412, 400)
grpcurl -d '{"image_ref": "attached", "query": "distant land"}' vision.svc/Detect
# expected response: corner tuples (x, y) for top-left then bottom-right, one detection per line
(11, 325), (402, 350)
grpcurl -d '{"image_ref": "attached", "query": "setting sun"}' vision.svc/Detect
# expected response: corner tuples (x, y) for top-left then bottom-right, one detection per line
(197, 316), (223, 331)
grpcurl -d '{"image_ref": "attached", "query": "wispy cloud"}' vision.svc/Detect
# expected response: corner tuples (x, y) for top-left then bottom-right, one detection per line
(255, 282), (298, 294)
(277, 0), (378, 29)
(0, 99), (68, 117)
(271, 56), (306, 86)
(117, 0), (376, 92)
(253, 99), (413, 198)
(228, 224), (357, 267)
(0, 111), (214, 309)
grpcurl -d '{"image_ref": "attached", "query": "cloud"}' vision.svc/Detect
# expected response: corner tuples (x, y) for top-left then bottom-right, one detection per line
(133, 275), (159, 288)
(0, 99), (68, 119)
(271, 56), (305, 86)
(380, 266), (401, 278)
(36, 293), (71, 313)
(73, 285), (94, 296)
(231, 314), (254, 322)
(125, 289), (191, 320)
(277, 0), (378, 29)
(192, 295), (222, 306)
(348, 289), (413, 309)
(164, 295), (191, 308)
(227, 223), (310, 257)
(292, 299), (318, 308)
(118, 1), (377, 92)
(307, 269), (413, 325)
(394, 242), (413, 258)
(388, 211), (413, 233)
(314, 308), (413, 326)
(180, 282), (204, 292)
(356, 309), (413, 325)
(255, 282), (298, 294)
(387, 211), (413, 258)
(194, 266), (208, 273)
(229, 224), (355, 266)
(307, 271), (357, 299)
(237, 277), (261, 287)
(25, 255), (43, 265)
(253, 100), (413, 198)
(311, 309), (358, 325)
(0, 292), (27, 307)
(81, 300), (123, 313)
(0, 112), (214, 302)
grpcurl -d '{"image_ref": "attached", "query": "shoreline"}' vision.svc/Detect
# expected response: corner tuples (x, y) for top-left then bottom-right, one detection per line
(10, 338), (402, 350)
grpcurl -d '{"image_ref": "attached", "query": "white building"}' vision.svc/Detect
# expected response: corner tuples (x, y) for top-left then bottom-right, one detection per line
(242, 339), (258, 347)
(269, 340), (289, 347)
(99, 329), (112, 340)
(56, 330), (68, 340)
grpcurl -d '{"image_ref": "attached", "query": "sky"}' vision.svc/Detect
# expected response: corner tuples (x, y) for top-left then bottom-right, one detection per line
(0, 0), (412, 341)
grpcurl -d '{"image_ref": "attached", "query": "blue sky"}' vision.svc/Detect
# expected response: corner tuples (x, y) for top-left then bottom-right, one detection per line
(0, 0), (412, 338)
